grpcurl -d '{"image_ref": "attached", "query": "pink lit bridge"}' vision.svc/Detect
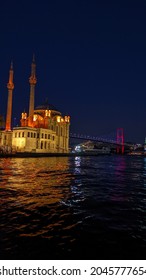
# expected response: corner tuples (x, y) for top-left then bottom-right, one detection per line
(70, 128), (132, 154)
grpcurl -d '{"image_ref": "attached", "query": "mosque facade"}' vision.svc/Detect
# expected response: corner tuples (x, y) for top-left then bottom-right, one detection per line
(0, 57), (70, 154)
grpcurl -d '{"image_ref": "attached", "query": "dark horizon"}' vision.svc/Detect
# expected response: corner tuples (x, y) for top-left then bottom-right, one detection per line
(0, 0), (146, 143)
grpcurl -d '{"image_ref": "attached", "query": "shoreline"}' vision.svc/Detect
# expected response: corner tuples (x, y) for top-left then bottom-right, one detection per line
(0, 152), (112, 158)
(0, 152), (144, 158)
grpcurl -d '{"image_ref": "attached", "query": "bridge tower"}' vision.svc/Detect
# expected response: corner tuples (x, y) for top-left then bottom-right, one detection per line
(117, 128), (124, 154)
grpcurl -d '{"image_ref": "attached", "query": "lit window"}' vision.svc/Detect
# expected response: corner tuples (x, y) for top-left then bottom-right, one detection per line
(65, 116), (70, 123)
(22, 112), (27, 120)
(57, 116), (61, 122)
(33, 114), (38, 121)
(45, 110), (51, 117)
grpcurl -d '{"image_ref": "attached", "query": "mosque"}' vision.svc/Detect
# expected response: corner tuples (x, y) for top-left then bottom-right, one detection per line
(0, 57), (70, 154)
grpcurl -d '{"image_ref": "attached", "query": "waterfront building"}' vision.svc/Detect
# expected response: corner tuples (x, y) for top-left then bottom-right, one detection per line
(0, 57), (70, 153)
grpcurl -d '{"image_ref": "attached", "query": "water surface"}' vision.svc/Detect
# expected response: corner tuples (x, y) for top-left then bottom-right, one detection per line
(0, 155), (146, 259)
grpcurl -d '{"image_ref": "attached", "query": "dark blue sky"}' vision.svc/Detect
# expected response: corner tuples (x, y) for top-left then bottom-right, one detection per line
(0, 0), (146, 143)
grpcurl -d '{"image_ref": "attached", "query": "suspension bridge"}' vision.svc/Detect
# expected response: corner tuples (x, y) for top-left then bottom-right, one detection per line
(70, 128), (132, 154)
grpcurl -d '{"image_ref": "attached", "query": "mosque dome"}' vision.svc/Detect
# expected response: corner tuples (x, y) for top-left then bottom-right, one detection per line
(34, 100), (61, 116)
(35, 103), (58, 111)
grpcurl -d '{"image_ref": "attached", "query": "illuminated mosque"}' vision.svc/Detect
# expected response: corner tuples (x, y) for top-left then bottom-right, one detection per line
(0, 57), (70, 153)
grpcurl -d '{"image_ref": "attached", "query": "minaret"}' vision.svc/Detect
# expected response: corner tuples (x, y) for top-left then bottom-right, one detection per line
(28, 55), (37, 127)
(5, 62), (14, 131)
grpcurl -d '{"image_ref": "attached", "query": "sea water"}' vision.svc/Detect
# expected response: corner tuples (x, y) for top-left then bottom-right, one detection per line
(0, 155), (146, 259)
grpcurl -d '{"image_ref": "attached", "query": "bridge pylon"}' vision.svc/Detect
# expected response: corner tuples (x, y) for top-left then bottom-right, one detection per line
(117, 128), (124, 154)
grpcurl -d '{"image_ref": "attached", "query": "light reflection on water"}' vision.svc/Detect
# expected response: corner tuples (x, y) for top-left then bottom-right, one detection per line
(0, 155), (146, 259)
(0, 157), (73, 205)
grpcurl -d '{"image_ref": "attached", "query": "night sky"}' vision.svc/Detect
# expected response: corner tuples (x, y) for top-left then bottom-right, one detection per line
(0, 0), (146, 143)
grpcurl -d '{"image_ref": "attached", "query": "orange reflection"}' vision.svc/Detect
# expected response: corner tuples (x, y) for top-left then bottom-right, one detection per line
(0, 157), (73, 208)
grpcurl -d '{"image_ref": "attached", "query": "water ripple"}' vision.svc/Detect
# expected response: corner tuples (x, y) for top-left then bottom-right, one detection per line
(0, 155), (146, 259)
